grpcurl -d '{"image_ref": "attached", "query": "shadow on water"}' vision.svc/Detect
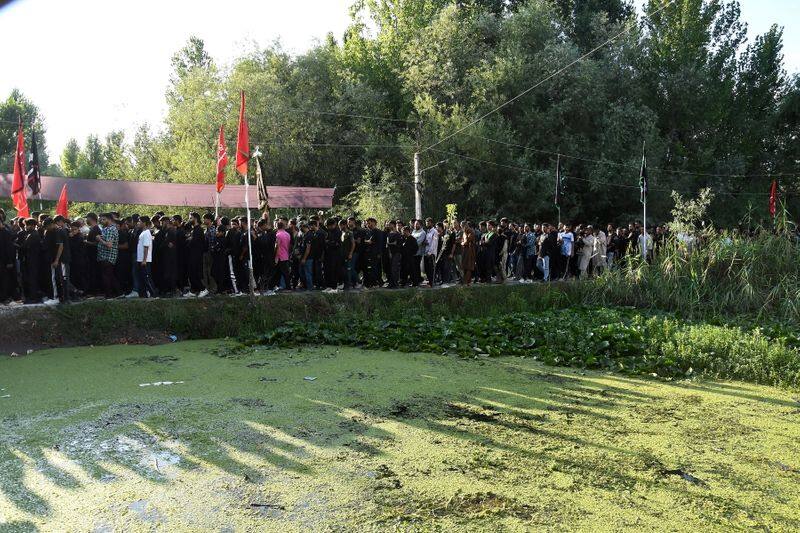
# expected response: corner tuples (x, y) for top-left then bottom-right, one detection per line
(0, 345), (798, 530)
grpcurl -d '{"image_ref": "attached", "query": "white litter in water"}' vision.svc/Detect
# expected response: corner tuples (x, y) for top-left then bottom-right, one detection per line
(1, 394), (10, 399)
(303, 376), (317, 382)
(138, 381), (186, 387)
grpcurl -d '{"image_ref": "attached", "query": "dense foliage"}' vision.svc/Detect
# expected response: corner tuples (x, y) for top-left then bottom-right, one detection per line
(2, 0), (798, 225)
(585, 229), (800, 323)
(245, 306), (800, 387)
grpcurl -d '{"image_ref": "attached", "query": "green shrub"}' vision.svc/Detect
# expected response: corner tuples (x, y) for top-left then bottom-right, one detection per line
(584, 231), (800, 324)
(244, 307), (800, 388)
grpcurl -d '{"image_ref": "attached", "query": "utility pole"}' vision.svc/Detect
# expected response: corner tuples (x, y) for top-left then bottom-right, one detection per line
(414, 151), (422, 220)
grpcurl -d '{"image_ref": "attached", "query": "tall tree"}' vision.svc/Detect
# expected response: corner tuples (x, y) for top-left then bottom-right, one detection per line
(0, 89), (49, 174)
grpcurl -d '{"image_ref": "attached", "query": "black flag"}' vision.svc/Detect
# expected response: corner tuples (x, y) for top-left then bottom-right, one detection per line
(255, 153), (269, 212)
(27, 130), (41, 196)
(639, 150), (648, 205)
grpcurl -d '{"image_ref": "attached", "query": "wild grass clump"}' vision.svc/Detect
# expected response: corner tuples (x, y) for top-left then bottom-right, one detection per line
(587, 230), (800, 323)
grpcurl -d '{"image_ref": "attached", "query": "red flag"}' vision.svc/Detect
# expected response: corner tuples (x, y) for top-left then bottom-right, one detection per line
(235, 90), (249, 175)
(769, 179), (778, 218)
(56, 184), (69, 218)
(11, 118), (29, 219)
(216, 125), (228, 193)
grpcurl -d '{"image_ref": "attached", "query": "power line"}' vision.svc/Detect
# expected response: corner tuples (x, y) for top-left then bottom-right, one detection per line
(464, 134), (797, 179)
(278, 107), (418, 124)
(429, 148), (771, 197)
(249, 141), (412, 149)
(421, 0), (679, 154)
(0, 108), (416, 127)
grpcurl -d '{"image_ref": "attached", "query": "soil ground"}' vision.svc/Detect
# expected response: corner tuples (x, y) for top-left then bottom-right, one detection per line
(1, 341), (799, 531)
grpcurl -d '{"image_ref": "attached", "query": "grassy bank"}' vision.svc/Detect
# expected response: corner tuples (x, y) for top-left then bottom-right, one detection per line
(4, 281), (800, 388)
(1, 341), (798, 531)
(0, 283), (587, 349)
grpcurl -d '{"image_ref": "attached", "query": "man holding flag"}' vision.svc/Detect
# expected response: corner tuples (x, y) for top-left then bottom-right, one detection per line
(639, 143), (652, 261)
(235, 90), (256, 295)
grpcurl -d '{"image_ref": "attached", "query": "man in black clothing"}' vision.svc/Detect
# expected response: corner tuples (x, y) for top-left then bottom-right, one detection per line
(84, 213), (101, 295)
(186, 212), (207, 296)
(310, 220), (326, 289)
(299, 222), (315, 290)
(373, 219), (385, 285)
(69, 221), (87, 294)
(352, 219), (365, 286)
(152, 215), (165, 291)
(386, 221), (402, 288)
(400, 225), (418, 286)
(382, 221), (392, 286)
(340, 219), (354, 290)
(160, 217), (178, 296)
(22, 218), (42, 304)
(436, 222), (455, 284)
(256, 219), (276, 290)
(323, 218), (341, 289)
(501, 218), (516, 279)
(214, 217), (231, 293)
(362, 218), (381, 288)
(54, 215), (73, 302)
(115, 218), (132, 294)
(42, 218), (63, 303)
(479, 221), (498, 283)
(539, 223), (559, 281)
(171, 215), (187, 292)
(238, 217), (254, 292)
(0, 210), (16, 303)
(224, 219), (242, 294)
(200, 213), (216, 294)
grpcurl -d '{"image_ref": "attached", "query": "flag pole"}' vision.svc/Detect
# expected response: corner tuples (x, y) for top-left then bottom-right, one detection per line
(555, 154), (561, 226)
(244, 172), (256, 295)
(215, 192), (220, 221)
(641, 140), (647, 260)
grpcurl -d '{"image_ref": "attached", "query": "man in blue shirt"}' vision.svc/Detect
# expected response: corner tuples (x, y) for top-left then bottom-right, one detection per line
(558, 224), (575, 280)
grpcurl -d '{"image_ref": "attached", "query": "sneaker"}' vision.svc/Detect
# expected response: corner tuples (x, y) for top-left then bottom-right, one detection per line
(124, 291), (139, 299)
(198, 289), (209, 298)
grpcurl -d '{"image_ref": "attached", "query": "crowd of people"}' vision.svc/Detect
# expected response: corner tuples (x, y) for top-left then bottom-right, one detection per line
(0, 206), (666, 306)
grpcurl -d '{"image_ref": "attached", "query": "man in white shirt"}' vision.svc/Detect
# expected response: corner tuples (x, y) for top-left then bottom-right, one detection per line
(424, 217), (439, 287)
(411, 220), (426, 286)
(127, 216), (158, 298)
